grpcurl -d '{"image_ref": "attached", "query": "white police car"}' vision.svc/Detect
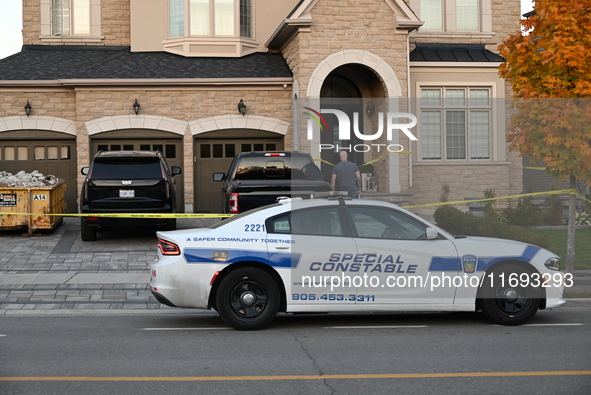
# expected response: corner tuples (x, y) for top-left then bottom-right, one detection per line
(149, 197), (567, 330)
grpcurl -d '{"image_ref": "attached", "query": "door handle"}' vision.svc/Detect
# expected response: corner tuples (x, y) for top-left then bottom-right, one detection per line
(275, 246), (290, 250)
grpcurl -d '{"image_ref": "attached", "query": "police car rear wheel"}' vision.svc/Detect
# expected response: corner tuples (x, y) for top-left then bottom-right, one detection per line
(215, 267), (280, 330)
(480, 264), (540, 326)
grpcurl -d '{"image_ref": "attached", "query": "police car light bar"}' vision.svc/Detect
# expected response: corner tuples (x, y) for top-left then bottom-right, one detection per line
(265, 153), (285, 156)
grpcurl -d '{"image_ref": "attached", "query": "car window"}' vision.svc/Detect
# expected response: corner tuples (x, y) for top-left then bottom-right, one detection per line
(233, 156), (322, 180)
(348, 207), (428, 240)
(268, 207), (344, 236)
(91, 158), (162, 180)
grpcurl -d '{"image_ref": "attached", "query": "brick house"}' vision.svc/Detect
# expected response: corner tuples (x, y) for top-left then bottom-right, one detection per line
(0, 0), (522, 215)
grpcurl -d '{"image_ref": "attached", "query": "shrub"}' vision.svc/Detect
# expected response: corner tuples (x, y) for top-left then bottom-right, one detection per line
(434, 205), (549, 249)
(504, 197), (543, 226)
(440, 183), (450, 203)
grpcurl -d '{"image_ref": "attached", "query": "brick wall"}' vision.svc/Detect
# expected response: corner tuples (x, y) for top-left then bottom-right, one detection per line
(295, 0), (409, 97)
(73, 87), (292, 206)
(22, 0), (131, 46)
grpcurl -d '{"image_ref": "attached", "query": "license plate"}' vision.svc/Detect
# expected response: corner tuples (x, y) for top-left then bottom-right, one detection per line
(119, 190), (135, 198)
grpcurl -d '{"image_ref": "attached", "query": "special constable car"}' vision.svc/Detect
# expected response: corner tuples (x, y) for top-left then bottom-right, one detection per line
(149, 197), (568, 330)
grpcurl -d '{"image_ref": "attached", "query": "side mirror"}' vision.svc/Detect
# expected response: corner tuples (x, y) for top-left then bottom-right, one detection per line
(171, 166), (182, 176)
(426, 228), (439, 240)
(81, 167), (89, 175)
(212, 172), (225, 182)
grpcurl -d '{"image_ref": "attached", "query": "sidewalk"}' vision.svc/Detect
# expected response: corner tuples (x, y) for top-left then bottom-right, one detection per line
(0, 217), (589, 315)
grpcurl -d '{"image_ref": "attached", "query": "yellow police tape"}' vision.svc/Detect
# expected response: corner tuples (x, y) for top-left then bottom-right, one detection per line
(402, 189), (591, 209)
(0, 212), (232, 219)
(0, 190), (588, 218)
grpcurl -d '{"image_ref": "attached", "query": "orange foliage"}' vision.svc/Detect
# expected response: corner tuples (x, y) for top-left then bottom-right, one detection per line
(499, 0), (591, 182)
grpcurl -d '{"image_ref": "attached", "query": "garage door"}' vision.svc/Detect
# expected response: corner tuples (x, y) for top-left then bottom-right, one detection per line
(195, 138), (284, 212)
(91, 137), (184, 212)
(0, 138), (77, 213)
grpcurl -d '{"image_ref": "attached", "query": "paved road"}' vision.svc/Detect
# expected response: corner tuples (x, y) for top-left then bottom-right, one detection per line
(1, 310), (590, 394)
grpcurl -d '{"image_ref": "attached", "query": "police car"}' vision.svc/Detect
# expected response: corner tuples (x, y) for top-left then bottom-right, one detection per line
(149, 197), (567, 330)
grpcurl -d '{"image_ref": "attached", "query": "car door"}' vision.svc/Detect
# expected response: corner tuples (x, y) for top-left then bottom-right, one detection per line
(346, 205), (459, 305)
(265, 205), (359, 309)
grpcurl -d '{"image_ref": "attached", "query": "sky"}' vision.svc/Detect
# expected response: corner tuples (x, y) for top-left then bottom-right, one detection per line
(0, 0), (536, 60)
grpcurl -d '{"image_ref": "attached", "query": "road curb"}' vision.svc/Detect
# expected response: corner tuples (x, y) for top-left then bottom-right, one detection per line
(0, 308), (214, 316)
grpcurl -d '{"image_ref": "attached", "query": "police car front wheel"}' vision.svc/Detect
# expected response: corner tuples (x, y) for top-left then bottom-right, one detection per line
(480, 264), (540, 326)
(215, 267), (280, 330)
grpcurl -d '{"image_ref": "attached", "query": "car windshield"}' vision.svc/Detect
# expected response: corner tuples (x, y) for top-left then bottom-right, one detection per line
(233, 156), (323, 180)
(91, 158), (162, 180)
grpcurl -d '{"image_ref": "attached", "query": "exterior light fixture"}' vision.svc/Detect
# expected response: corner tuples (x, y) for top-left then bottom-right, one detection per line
(365, 102), (375, 117)
(237, 99), (246, 116)
(133, 98), (141, 115)
(24, 100), (32, 117)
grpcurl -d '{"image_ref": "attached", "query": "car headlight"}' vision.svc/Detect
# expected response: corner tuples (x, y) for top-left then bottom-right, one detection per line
(544, 257), (561, 271)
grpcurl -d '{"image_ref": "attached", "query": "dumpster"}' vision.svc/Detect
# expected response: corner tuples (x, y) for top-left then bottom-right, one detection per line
(0, 181), (66, 235)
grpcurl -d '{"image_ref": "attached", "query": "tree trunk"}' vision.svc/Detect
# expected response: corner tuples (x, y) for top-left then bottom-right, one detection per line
(566, 174), (576, 274)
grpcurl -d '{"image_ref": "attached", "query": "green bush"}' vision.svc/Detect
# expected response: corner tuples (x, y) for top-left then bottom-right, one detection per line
(433, 205), (549, 249)
(503, 197), (543, 226)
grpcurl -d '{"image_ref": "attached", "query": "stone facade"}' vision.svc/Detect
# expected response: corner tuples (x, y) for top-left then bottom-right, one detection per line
(2, 0), (524, 214)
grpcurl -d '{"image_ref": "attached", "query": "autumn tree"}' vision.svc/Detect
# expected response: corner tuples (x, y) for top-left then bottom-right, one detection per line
(499, 0), (591, 273)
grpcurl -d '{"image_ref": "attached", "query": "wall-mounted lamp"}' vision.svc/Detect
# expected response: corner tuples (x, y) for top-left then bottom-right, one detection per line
(133, 98), (141, 115)
(24, 100), (32, 117)
(237, 99), (246, 116)
(365, 102), (375, 117)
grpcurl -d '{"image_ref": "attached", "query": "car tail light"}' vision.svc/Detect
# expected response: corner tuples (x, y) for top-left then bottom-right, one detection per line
(229, 193), (239, 213)
(265, 153), (285, 157)
(161, 164), (170, 199)
(165, 180), (170, 199)
(157, 238), (180, 255)
(85, 217), (99, 220)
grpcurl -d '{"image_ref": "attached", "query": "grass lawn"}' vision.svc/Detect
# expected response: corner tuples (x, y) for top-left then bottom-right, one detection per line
(520, 227), (591, 270)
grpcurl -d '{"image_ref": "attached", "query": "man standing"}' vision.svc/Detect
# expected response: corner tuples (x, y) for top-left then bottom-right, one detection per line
(331, 151), (361, 198)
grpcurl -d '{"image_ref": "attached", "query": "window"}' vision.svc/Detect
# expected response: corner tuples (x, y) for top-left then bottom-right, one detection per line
(456, 0), (479, 31)
(420, 87), (491, 161)
(268, 208), (344, 237)
(349, 207), (428, 240)
(234, 157), (323, 181)
(52, 0), (90, 36)
(170, 0), (253, 38)
(420, 0), (443, 30)
(239, 0), (252, 38)
(91, 158), (163, 180)
(170, 0), (185, 37)
(417, 0), (481, 32)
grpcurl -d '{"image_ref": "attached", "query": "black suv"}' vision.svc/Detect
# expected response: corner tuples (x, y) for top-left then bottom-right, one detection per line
(79, 150), (182, 241)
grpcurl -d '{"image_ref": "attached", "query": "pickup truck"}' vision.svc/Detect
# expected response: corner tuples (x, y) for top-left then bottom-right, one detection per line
(212, 151), (331, 213)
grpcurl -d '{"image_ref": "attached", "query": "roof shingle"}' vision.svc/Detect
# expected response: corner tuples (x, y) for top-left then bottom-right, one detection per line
(0, 46), (293, 81)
